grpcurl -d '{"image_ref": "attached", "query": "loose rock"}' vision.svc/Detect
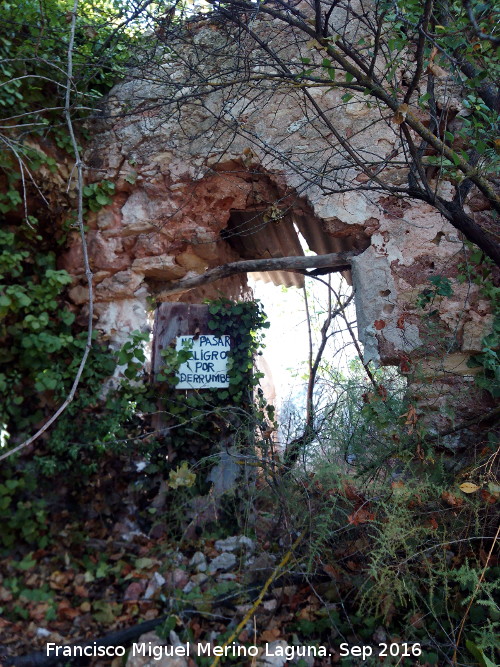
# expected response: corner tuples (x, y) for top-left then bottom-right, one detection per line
(183, 572), (208, 594)
(189, 551), (207, 572)
(257, 640), (288, 667)
(144, 571), (166, 599)
(215, 535), (255, 553)
(126, 631), (188, 667)
(165, 568), (189, 590)
(208, 552), (237, 574)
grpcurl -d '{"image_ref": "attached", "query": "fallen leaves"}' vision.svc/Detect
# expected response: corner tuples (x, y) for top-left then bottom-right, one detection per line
(347, 506), (376, 526)
(409, 612), (425, 629)
(480, 488), (497, 504)
(441, 491), (464, 507)
(459, 482), (480, 494)
(398, 353), (412, 373)
(49, 570), (74, 591)
(400, 405), (418, 434)
(28, 602), (51, 623)
(392, 103), (409, 125)
(428, 517), (438, 530)
(57, 599), (80, 621)
(0, 586), (13, 602)
(487, 482), (500, 500)
(124, 580), (146, 601)
(259, 627), (280, 642)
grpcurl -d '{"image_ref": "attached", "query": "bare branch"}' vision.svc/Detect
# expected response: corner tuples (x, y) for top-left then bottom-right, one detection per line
(152, 251), (358, 299)
(0, 0), (94, 463)
(463, 0), (500, 46)
(403, 0), (434, 104)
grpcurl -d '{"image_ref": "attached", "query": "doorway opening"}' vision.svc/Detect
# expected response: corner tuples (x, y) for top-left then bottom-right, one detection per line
(220, 203), (367, 454)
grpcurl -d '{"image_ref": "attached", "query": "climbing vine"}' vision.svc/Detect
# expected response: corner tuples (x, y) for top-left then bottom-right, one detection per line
(150, 297), (273, 468)
(0, 296), (272, 546)
(458, 250), (500, 398)
(0, 0), (153, 458)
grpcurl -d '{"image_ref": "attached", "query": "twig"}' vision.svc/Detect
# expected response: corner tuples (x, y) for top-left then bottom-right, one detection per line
(452, 523), (500, 666)
(1, 608), (227, 667)
(303, 283), (314, 434)
(463, 0), (500, 45)
(152, 252), (357, 298)
(314, 278), (377, 389)
(0, 0), (93, 463)
(208, 531), (305, 667)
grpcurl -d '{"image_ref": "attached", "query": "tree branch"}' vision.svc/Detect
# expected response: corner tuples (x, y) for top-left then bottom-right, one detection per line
(205, 0), (500, 259)
(0, 0), (94, 463)
(463, 0), (500, 47)
(404, 0), (434, 104)
(152, 251), (358, 298)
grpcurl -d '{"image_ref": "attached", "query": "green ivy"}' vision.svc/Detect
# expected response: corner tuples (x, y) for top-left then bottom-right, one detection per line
(102, 297), (274, 531)
(0, 228), (77, 436)
(207, 297), (270, 404)
(0, 477), (48, 549)
(83, 180), (116, 212)
(0, 294), (272, 547)
(458, 250), (500, 397)
(416, 275), (454, 311)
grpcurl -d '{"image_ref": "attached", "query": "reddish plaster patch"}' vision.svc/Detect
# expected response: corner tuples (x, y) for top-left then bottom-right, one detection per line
(391, 255), (440, 287)
(379, 196), (411, 220)
(323, 218), (371, 245)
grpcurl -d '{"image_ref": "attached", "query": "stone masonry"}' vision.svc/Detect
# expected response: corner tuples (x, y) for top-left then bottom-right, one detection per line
(57, 6), (495, 432)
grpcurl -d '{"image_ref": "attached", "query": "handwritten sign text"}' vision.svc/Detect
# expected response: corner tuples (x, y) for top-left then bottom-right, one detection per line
(176, 335), (231, 389)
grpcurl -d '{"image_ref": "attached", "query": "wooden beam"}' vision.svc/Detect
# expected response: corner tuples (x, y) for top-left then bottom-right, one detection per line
(152, 251), (358, 298)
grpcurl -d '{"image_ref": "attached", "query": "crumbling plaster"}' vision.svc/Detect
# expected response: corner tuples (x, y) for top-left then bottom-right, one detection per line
(59, 13), (492, 369)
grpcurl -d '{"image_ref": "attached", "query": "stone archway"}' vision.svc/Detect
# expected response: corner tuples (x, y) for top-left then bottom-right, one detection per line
(58, 54), (495, 443)
(61, 154), (491, 377)
(61, 162), (375, 346)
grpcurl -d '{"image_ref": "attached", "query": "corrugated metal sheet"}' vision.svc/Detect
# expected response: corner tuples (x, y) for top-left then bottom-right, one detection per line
(224, 208), (354, 288)
(223, 209), (303, 287)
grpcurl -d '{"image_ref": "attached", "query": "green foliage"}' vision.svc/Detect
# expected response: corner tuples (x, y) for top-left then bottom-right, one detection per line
(269, 346), (499, 664)
(207, 297), (270, 404)
(0, 0), (183, 296)
(380, 0), (500, 184)
(0, 228), (78, 437)
(416, 275), (454, 310)
(30, 331), (150, 479)
(157, 338), (195, 384)
(0, 0), (155, 557)
(0, 478), (48, 549)
(0, 222), (154, 475)
(469, 317), (500, 397)
(458, 249), (500, 397)
(149, 298), (272, 465)
(0, 0), (137, 123)
(83, 180), (116, 212)
(467, 639), (498, 667)
(0, 0), (142, 234)
(0, 0), (153, 448)
(0, 294), (271, 548)
(117, 329), (149, 379)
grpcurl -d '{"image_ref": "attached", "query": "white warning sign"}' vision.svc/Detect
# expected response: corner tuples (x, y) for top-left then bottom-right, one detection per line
(175, 335), (231, 389)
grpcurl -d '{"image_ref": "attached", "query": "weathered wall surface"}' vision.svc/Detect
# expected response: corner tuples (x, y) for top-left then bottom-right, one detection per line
(59, 11), (493, 401)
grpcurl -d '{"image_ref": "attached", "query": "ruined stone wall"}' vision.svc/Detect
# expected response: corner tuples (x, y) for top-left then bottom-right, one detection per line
(58, 9), (493, 427)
